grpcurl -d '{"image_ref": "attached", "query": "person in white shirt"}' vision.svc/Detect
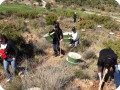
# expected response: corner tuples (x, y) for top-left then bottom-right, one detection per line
(69, 27), (79, 47)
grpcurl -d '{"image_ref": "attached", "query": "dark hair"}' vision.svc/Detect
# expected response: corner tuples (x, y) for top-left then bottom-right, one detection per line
(72, 27), (76, 32)
(104, 55), (114, 68)
(55, 22), (60, 28)
(0, 34), (8, 43)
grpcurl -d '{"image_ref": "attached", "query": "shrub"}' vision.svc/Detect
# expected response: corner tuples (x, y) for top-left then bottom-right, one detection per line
(87, 15), (111, 24)
(45, 13), (57, 25)
(81, 39), (92, 47)
(77, 20), (94, 29)
(83, 50), (96, 60)
(63, 10), (74, 17)
(16, 10), (39, 19)
(5, 10), (39, 19)
(103, 39), (120, 58)
(81, 8), (86, 11)
(74, 70), (90, 79)
(104, 21), (119, 31)
(5, 10), (18, 16)
(46, 2), (51, 10)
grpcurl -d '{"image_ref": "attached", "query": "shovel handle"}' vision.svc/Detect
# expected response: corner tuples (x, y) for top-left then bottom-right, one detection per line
(98, 74), (106, 90)
(98, 69), (108, 90)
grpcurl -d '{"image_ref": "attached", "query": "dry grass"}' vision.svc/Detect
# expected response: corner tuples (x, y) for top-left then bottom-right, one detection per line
(20, 60), (75, 90)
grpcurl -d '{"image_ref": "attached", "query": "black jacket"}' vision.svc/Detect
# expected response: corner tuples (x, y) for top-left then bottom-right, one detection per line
(5, 40), (18, 59)
(97, 48), (118, 69)
(49, 28), (63, 44)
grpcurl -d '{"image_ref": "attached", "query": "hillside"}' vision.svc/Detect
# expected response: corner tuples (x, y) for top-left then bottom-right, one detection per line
(0, 2), (120, 90)
(55, 0), (120, 11)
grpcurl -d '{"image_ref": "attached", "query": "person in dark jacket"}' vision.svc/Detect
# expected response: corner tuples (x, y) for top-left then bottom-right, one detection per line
(73, 12), (77, 23)
(0, 34), (18, 82)
(49, 23), (64, 56)
(97, 48), (118, 88)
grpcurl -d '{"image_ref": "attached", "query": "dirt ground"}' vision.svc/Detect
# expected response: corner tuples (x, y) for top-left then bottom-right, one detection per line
(66, 78), (116, 90)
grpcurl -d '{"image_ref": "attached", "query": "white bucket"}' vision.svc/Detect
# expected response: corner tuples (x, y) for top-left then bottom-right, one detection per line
(116, 86), (120, 90)
(68, 52), (81, 59)
(67, 52), (81, 64)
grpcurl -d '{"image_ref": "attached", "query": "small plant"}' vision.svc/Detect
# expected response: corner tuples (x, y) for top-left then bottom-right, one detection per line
(104, 21), (119, 31)
(46, 2), (51, 10)
(77, 20), (94, 29)
(74, 70), (90, 79)
(103, 39), (120, 58)
(45, 13), (57, 25)
(81, 8), (85, 11)
(83, 50), (96, 60)
(82, 39), (91, 47)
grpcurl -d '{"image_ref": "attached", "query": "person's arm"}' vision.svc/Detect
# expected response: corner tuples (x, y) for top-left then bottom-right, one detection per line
(49, 29), (54, 34)
(98, 66), (102, 82)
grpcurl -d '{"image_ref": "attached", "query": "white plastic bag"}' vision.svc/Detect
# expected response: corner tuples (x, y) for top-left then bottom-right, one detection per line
(116, 86), (120, 90)
(115, 65), (120, 72)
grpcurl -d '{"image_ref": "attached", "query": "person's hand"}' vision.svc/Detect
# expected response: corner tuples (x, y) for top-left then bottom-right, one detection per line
(60, 39), (63, 42)
(104, 68), (108, 75)
(98, 80), (103, 90)
(99, 80), (102, 86)
(110, 67), (113, 72)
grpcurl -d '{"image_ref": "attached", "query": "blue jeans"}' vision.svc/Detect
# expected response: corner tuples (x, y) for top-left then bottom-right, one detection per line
(114, 71), (120, 88)
(3, 58), (17, 79)
(53, 41), (59, 55)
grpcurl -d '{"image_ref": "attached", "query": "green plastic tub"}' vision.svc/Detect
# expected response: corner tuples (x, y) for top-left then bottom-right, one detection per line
(43, 33), (54, 42)
(67, 52), (81, 64)
(63, 38), (70, 43)
(63, 32), (72, 43)
(63, 32), (72, 38)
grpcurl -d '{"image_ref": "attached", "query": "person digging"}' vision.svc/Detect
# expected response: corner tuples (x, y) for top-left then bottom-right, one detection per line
(97, 48), (118, 90)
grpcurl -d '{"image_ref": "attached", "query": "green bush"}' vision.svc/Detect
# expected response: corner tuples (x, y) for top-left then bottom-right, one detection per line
(77, 20), (94, 29)
(82, 39), (92, 47)
(5, 10), (39, 19)
(46, 2), (51, 10)
(45, 13), (57, 25)
(63, 10), (74, 17)
(0, 20), (24, 32)
(103, 39), (120, 58)
(5, 10), (18, 16)
(75, 70), (90, 79)
(0, 21), (24, 53)
(104, 21), (119, 31)
(16, 10), (39, 19)
(87, 15), (111, 24)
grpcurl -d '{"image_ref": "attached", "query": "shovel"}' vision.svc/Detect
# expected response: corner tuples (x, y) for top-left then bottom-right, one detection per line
(59, 39), (64, 58)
